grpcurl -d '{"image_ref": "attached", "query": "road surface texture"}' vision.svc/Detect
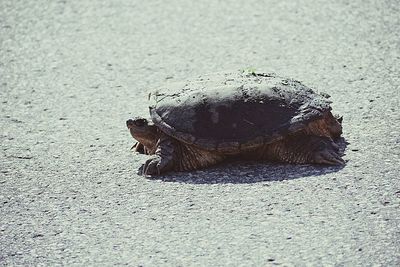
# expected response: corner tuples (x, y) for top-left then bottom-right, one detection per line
(1, 0), (399, 266)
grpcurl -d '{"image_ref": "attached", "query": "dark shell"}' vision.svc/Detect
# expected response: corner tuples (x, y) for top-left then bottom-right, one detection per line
(149, 70), (332, 151)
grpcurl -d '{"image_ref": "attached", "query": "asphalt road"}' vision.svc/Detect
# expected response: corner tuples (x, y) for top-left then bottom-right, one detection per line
(1, 0), (399, 266)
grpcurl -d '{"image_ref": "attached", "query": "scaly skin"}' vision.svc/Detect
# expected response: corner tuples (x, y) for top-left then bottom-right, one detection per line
(257, 112), (344, 165)
(127, 117), (159, 155)
(252, 134), (344, 165)
(140, 134), (225, 175)
(127, 113), (344, 175)
(127, 117), (226, 175)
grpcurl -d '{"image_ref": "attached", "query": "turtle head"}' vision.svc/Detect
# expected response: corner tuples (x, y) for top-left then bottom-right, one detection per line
(126, 117), (159, 149)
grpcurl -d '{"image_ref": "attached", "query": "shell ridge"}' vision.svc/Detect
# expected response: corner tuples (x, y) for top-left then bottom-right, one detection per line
(149, 70), (334, 151)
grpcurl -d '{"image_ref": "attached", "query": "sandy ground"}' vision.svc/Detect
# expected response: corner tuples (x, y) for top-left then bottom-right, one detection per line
(1, 0), (399, 266)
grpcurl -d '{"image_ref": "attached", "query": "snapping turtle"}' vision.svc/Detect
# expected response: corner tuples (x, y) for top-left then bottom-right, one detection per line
(127, 70), (344, 175)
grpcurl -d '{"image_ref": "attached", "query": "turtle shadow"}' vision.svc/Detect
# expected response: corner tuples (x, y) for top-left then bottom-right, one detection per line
(150, 162), (345, 184)
(149, 138), (348, 184)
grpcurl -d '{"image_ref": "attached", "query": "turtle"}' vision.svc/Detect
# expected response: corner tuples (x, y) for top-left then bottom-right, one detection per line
(127, 70), (344, 175)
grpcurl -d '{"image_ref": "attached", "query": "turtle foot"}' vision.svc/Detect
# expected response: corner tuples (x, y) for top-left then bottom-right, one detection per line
(311, 137), (345, 165)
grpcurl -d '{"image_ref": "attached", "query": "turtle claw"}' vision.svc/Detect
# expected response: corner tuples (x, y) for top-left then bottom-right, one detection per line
(313, 140), (344, 166)
(140, 156), (161, 175)
(314, 151), (344, 165)
(330, 141), (340, 152)
(140, 153), (173, 176)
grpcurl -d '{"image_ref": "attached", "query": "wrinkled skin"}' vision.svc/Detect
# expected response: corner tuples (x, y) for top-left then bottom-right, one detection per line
(127, 117), (159, 155)
(127, 114), (345, 176)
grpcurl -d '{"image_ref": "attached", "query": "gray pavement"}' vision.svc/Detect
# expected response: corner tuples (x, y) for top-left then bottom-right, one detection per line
(1, 0), (399, 266)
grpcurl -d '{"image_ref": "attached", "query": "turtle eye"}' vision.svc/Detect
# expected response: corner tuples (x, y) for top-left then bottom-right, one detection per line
(134, 118), (147, 127)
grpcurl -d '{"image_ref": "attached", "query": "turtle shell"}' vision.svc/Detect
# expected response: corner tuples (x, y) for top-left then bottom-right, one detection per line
(149, 70), (332, 152)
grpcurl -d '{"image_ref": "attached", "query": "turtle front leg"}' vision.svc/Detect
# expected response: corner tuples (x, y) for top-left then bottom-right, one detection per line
(131, 142), (145, 154)
(139, 135), (226, 175)
(131, 142), (155, 155)
(140, 135), (175, 175)
(265, 134), (345, 165)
